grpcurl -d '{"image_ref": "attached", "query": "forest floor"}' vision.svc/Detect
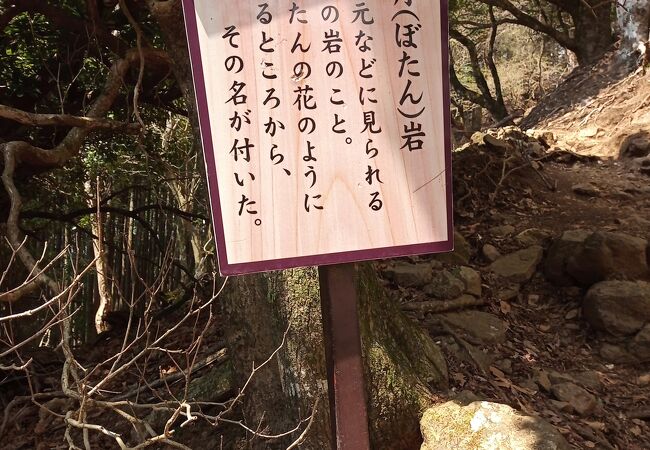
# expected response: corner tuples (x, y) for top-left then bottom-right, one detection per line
(383, 55), (650, 450)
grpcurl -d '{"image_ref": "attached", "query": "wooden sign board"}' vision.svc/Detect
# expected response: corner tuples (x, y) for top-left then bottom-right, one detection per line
(182, 0), (453, 275)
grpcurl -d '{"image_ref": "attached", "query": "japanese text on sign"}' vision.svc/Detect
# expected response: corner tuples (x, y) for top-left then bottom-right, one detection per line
(183, 0), (453, 275)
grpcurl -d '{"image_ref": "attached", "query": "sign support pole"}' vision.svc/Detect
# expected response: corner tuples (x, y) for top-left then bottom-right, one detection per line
(319, 264), (371, 450)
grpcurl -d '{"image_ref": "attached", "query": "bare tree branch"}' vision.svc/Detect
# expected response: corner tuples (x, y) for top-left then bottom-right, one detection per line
(0, 105), (141, 133)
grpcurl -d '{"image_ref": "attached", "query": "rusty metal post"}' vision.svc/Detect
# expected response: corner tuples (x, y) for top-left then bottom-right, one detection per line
(319, 263), (371, 450)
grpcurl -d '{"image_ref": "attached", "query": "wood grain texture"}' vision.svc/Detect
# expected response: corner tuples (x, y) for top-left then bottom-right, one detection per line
(185, 0), (452, 273)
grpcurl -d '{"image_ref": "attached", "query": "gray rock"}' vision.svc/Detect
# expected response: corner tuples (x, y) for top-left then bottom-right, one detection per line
(551, 382), (598, 416)
(435, 230), (471, 265)
(515, 228), (552, 247)
(629, 324), (650, 362)
(420, 401), (571, 450)
(544, 230), (591, 286)
(600, 343), (637, 364)
(566, 231), (649, 287)
(489, 225), (516, 239)
(455, 266), (482, 296)
(572, 183), (601, 197)
(443, 311), (508, 345)
(498, 286), (520, 301)
(490, 246), (544, 283)
(423, 270), (465, 299)
(482, 244), (501, 262)
(383, 262), (433, 288)
(583, 280), (650, 335)
(570, 371), (602, 390)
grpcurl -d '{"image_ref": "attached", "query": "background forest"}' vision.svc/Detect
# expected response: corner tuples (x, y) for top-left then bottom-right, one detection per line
(1, 1), (650, 449)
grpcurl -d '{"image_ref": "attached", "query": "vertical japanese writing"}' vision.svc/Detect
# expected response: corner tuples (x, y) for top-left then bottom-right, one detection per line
(351, 2), (384, 212)
(392, 0), (426, 154)
(223, 25), (262, 226)
(289, 4), (323, 213)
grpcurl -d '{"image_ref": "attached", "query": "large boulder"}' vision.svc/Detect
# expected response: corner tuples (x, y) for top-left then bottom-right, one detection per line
(490, 246), (544, 283)
(544, 230), (591, 286)
(583, 280), (650, 335)
(420, 400), (571, 450)
(566, 232), (649, 287)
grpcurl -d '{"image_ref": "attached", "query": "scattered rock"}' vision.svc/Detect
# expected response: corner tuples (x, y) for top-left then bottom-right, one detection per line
(620, 132), (650, 158)
(382, 262), (433, 288)
(482, 244), (501, 262)
(489, 224), (516, 239)
(600, 343), (637, 364)
(572, 183), (601, 197)
(550, 400), (573, 413)
(629, 324), (650, 362)
(423, 270), (465, 299)
(498, 285), (520, 301)
(544, 230), (591, 286)
(583, 280), (650, 335)
(455, 266), (482, 296)
(484, 134), (511, 151)
(490, 246), (544, 283)
(443, 311), (508, 345)
(570, 371), (602, 390)
(515, 228), (552, 247)
(566, 232), (649, 286)
(420, 400), (571, 450)
(551, 382), (598, 416)
(579, 126), (599, 139)
(435, 230), (471, 265)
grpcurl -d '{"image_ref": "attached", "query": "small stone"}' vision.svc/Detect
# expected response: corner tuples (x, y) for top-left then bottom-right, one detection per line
(551, 382), (598, 416)
(600, 344), (637, 364)
(470, 131), (487, 146)
(579, 126), (599, 138)
(572, 183), (601, 197)
(550, 400), (573, 413)
(515, 228), (552, 247)
(583, 281), (650, 336)
(489, 225), (516, 238)
(484, 134), (511, 151)
(443, 311), (508, 345)
(490, 246), (544, 283)
(423, 270), (465, 299)
(495, 358), (513, 374)
(629, 324), (650, 362)
(570, 371), (602, 390)
(499, 285), (520, 301)
(482, 244), (501, 262)
(455, 266), (482, 296)
(382, 262), (433, 288)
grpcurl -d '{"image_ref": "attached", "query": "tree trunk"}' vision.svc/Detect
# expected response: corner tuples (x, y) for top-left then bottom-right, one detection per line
(572, 0), (614, 65)
(617, 0), (650, 62)
(84, 176), (111, 334)
(222, 265), (447, 449)
(148, 2), (448, 447)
